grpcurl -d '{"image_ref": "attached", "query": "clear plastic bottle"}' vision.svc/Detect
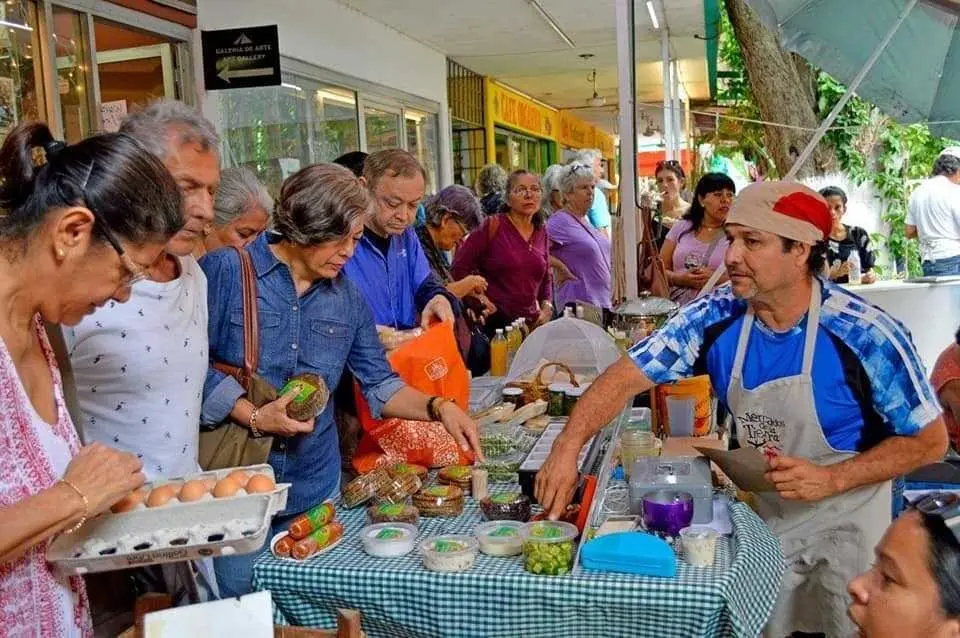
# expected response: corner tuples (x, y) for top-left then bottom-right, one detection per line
(847, 250), (862, 285)
(490, 329), (508, 376)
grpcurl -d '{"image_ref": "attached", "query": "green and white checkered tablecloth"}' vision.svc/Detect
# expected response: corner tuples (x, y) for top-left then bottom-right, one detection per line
(253, 493), (784, 638)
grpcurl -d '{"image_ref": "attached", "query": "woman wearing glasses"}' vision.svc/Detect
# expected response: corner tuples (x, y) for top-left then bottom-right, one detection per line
(452, 169), (553, 333)
(546, 164), (612, 311)
(848, 492), (960, 637)
(0, 122), (183, 636)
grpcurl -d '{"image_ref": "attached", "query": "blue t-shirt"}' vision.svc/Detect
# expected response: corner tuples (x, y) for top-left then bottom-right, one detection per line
(587, 187), (611, 231)
(629, 280), (941, 452)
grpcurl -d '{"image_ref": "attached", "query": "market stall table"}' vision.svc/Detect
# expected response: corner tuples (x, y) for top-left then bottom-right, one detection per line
(253, 491), (784, 638)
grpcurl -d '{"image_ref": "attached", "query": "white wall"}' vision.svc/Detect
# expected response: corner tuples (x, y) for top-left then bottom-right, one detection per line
(195, 0), (453, 186)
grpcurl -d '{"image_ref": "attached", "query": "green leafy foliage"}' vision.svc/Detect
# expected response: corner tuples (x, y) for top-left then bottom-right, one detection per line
(716, 2), (956, 278)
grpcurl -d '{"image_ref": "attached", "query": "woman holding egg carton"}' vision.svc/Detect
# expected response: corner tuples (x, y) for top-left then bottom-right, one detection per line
(200, 163), (484, 598)
(0, 122), (184, 636)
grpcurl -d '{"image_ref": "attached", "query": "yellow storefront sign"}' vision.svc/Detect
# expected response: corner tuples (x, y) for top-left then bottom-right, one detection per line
(596, 131), (616, 159)
(559, 111), (596, 150)
(486, 80), (558, 140)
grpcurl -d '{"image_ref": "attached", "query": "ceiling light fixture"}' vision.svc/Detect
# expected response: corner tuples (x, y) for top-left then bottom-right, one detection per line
(646, 0), (660, 30)
(528, 0), (576, 49)
(587, 69), (606, 107)
(0, 19), (32, 31)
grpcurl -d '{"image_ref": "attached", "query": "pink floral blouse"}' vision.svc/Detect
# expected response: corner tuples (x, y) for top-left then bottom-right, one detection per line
(0, 316), (91, 637)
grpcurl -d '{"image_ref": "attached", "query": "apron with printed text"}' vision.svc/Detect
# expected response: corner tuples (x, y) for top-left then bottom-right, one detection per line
(726, 282), (890, 637)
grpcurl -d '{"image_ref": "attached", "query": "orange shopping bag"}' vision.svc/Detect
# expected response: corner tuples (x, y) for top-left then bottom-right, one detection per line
(352, 322), (473, 473)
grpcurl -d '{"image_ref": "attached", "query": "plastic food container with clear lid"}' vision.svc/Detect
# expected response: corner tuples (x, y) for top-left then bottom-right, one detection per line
(360, 522), (418, 558)
(521, 521), (578, 576)
(412, 485), (465, 517)
(420, 534), (479, 572)
(475, 521), (524, 556)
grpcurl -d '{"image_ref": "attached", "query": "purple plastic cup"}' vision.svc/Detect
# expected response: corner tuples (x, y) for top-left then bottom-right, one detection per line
(641, 490), (695, 537)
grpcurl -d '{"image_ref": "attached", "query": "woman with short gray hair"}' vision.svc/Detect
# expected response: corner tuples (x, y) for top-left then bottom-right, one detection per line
(200, 163), (481, 599)
(200, 167), (272, 255)
(541, 164), (565, 217)
(546, 163), (612, 310)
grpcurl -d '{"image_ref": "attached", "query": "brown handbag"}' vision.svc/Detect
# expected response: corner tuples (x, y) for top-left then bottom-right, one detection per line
(637, 204), (670, 298)
(198, 247), (277, 471)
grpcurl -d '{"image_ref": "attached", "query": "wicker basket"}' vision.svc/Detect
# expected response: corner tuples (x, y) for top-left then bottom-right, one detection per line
(505, 361), (579, 404)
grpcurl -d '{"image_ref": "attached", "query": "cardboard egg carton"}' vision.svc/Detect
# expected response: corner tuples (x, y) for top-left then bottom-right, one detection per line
(47, 464), (289, 575)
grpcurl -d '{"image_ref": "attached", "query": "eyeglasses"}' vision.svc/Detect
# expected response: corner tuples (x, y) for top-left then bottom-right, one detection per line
(511, 186), (543, 197)
(913, 492), (960, 545)
(79, 162), (148, 286)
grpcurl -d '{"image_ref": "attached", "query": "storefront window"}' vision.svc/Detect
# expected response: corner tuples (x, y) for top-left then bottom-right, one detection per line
(313, 86), (359, 161)
(405, 108), (438, 192)
(364, 105), (400, 152)
(53, 7), (94, 143)
(0, 1), (43, 138)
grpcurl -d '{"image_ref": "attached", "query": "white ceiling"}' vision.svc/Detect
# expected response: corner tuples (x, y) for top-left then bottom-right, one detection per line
(336, 0), (712, 134)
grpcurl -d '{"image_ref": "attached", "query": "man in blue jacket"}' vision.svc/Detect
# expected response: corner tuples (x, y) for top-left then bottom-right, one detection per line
(344, 149), (458, 332)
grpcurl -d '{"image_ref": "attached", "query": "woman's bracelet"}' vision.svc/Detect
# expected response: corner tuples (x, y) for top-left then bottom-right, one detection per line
(60, 479), (89, 534)
(249, 407), (263, 438)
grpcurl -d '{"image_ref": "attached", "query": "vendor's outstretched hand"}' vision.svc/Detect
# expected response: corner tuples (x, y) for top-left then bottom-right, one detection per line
(437, 401), (484, 463)
(422, 295), (455, 328)
(765, 455), (839, 502)
(535, 438), (580, 520)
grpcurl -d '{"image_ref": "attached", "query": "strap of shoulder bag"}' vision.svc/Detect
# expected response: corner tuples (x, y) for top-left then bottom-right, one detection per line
(213, 246), (259, 391)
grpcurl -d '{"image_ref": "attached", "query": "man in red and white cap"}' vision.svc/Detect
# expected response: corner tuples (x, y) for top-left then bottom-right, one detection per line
(537, 181), (948, 636)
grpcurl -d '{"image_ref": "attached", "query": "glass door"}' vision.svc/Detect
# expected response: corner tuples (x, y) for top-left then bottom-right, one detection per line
(404, 107), (438, 192)
(53, 6), (94, 142)
(92, 17), (181, 130)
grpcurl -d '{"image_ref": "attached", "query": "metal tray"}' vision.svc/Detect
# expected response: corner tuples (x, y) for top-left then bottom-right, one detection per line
(47, 493), (274, 575)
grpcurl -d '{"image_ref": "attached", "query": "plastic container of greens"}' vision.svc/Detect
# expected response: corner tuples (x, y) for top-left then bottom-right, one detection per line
(521, 521), (578, 576)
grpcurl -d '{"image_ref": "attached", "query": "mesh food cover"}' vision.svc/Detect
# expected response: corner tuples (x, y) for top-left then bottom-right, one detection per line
(507, 318), (621, 382)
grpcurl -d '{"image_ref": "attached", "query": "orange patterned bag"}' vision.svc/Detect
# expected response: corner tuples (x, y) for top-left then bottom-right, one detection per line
(352, 322), (473, 472)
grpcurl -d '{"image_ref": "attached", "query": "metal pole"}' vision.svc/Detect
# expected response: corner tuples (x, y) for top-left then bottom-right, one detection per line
(661, 27), (673, 160)
(671, 60), (682, 159)
(616, 0), (639, 298)
(786, 0), (919, 178)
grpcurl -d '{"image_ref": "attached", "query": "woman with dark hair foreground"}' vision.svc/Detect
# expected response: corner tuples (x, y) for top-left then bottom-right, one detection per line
(848, 492), (960, 637)
(0, 121), (183, 635)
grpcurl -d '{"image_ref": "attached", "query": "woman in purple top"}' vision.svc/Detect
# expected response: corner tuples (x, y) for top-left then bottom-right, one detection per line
(660, 172), (735, 305)
(547, 164), (612, 310)
(452, 170), (553, 333)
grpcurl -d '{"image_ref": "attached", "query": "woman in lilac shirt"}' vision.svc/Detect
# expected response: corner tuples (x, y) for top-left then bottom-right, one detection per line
(547, 164), (612, 310)
(452, 170), (553, 333)
(659, 172), (735, 305)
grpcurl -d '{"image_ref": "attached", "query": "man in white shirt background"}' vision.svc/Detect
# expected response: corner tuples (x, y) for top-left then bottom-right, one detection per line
(906, 149), (960, 276)
(63, 100), (221, 613)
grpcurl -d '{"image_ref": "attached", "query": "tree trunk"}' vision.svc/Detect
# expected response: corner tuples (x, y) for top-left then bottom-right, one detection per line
(723, 0), (837, 177)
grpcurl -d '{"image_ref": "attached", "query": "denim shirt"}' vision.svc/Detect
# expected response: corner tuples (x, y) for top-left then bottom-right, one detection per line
(343, 226), (458, 330)
(200, 233), (405, 513)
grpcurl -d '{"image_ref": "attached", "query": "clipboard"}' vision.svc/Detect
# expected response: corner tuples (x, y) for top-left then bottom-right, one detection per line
(694, 446), (777, 493)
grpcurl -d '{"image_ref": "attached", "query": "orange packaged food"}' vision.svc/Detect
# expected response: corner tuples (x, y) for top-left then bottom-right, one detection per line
(273, 534), (296, 558)
(288, 501), (336, 540)
(291, 521), (344, 560)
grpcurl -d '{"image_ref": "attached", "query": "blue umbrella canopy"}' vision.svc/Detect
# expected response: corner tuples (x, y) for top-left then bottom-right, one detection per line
(744, 0), (960, 140)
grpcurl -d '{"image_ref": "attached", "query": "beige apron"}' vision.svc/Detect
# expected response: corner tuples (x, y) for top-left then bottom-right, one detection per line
(726, 282), (890, 638)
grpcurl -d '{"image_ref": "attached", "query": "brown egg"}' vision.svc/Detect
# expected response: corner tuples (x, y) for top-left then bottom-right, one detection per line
(111, 487), (148, 513)
(201, 476), (218, 491)
(245, 473), (276, 494)
(213, 477), (242, 498)
(178, 479), (209, 503)
(225, 470), (249, 487)
(146, 484), (178, 508)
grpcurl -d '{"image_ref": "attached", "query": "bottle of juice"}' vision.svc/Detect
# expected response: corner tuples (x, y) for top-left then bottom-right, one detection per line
(505, 326), (519, 367)
(515, 319), (529, 341)
(490, 329), (508, 376)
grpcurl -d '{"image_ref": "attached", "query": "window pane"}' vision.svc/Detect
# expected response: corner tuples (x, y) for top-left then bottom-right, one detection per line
(219, 80), (310, 196)
(0, 2), (43, 138)
(405, 108), (438, 193)
(364, 106), (399, 152)
(312, 85), (358, 162)
(53, 7), (93, 143)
